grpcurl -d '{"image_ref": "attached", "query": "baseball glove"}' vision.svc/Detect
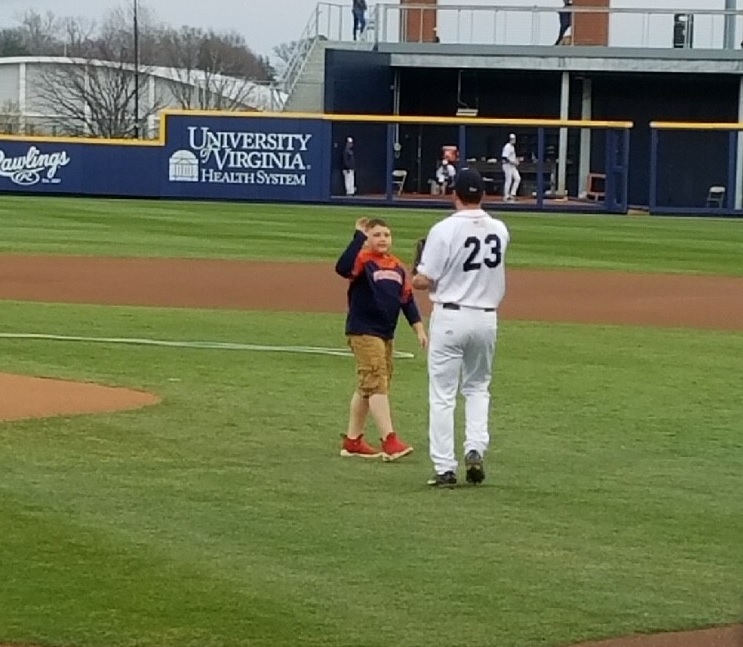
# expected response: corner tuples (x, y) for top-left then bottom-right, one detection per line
(412, 237), (426, 275)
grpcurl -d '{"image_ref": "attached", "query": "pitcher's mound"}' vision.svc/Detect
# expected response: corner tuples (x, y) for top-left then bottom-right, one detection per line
(0, 373), (160, 422)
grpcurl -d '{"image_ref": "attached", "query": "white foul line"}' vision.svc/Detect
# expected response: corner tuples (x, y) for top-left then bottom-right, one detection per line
(0, 333), (416, 359)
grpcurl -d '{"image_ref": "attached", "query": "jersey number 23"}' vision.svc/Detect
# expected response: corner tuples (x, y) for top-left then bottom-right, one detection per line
(463, 234), (502, 272)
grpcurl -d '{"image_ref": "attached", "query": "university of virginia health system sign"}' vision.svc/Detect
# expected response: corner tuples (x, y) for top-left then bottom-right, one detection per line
(0, 113), (331, 202)
(163, 114), (330, 201)
(171, 129), (313, 185)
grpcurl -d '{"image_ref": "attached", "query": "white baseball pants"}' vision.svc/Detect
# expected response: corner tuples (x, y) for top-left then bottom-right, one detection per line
(343, 169), (356, 195)
(503, 164), (521, 197)
(427, 304), (499, 475)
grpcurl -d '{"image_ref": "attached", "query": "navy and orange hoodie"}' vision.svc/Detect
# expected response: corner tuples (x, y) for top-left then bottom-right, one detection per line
(335, 230), (422, 340)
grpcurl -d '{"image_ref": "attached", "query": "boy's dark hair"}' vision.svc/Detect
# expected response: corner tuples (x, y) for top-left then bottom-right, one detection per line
(367, 218), (389, 229)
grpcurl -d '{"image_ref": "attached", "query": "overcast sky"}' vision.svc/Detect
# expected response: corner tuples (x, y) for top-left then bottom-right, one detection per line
(0, 0), (736, 57)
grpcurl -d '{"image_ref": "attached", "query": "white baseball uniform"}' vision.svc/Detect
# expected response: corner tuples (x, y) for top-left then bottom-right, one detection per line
(417, 208), (510, 476)
(343, 169), (356, 196)
(501, 141), (521, 199)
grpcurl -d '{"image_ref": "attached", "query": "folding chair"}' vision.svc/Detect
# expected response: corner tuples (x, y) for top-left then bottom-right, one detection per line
(391, 169), (407, 195)
(706, 186), (726, 208)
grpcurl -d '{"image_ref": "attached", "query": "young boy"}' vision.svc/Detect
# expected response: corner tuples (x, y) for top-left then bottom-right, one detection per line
(335, 217), (428, 461)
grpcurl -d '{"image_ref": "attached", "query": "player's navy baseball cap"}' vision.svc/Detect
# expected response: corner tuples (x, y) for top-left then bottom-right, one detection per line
(454, 167), (485, 202)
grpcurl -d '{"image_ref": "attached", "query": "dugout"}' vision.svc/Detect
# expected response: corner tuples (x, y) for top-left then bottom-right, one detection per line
(322, 44), (743, 213)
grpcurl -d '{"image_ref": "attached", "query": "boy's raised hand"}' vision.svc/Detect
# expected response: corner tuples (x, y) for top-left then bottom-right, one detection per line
(355, 217), (369, 233)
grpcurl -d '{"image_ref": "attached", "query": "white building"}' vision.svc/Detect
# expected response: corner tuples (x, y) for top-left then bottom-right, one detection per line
(0, 56), (287, 138)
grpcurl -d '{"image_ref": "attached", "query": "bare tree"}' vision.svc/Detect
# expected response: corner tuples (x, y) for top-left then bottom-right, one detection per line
(204, 30), (270, 81)
(15, 9), (62, 55)
(8, 9), (95, 57)
(0, 100), (22, 134)
(59, 16), (98, 56)
(0, 28), (30, 56)
(259, 55), (277, 83)
(157, 26), (267, 110)
(272, 40), (300, 79)
(7, 0), (278, 134)
(34, 9), (164, 138)
(98, 2), (160, 63)
(36, 58), (159, 138)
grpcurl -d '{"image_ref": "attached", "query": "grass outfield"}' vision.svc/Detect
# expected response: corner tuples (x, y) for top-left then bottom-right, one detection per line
(1, 195), (743, 274)
(0, 196), (742, 647)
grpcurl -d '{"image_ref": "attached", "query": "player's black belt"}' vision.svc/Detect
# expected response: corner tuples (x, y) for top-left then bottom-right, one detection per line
(442, 303), (495, 313)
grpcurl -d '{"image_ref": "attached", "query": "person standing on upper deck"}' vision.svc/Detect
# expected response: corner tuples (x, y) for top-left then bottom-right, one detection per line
(555, 0), (574, 45)
(352, 0), (367, 41)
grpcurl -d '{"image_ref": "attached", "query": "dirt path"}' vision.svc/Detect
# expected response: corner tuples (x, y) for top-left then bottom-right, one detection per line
(571, 624), (742, 647)
(0, 256), (742, 330)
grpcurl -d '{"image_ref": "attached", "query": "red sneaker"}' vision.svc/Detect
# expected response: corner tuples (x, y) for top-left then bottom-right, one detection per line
(381, 432), (413, 462)
(340, 434), (382, 458)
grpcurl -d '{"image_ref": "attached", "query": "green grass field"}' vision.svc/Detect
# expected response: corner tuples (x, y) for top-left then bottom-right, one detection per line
(0, 196), (741, 647)
(2, 195), (743, 274)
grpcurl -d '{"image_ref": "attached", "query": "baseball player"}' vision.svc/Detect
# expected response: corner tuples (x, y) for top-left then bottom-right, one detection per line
(501, 133), (521, 202)
(412, 168), (510, 487)
(335, 217), (428, 461)
(342, 137), (356, 196)
(435, 158), (457, 194)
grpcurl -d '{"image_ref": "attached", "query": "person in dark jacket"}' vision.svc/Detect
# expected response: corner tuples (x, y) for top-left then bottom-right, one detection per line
(352, 0), (367, 41)
(342, 137), (356, 196)
(555, 0), (573, 45)
(335, 216), (427, 461)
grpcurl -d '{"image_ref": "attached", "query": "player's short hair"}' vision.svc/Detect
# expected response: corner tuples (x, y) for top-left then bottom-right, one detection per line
(367, 218), (389, 229)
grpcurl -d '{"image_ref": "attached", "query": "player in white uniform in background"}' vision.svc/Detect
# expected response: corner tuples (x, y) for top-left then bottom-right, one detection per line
(412, 168), (510, 487)
(501, 133), (521, 202)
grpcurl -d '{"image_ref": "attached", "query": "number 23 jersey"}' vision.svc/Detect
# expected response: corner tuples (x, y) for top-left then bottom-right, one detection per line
(417, 208), (510, 310)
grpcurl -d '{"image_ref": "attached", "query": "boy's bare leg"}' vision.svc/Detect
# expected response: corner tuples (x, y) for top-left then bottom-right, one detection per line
(346, 392), (369, 439)
(368, 394), (395, 439)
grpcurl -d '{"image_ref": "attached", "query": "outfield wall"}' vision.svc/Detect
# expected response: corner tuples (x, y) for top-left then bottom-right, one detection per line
(0, 114), (331, 203)
(0, 110), (632, 214)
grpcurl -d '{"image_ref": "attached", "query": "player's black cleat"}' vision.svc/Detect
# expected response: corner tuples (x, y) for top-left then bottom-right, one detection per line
(427, 471), (457, 488)
(465, 450), (485, 485)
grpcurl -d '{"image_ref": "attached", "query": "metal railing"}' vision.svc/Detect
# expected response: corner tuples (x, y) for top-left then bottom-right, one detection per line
(288, 3), (743, 52)
(376, 3), (743, 49)
(280, 3), (347, 99)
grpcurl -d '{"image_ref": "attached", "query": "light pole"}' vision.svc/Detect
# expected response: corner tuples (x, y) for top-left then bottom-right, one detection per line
(133, 0), (140, 138)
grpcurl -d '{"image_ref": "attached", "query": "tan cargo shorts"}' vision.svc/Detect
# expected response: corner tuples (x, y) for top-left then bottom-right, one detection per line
(347, 334), (394, 397)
